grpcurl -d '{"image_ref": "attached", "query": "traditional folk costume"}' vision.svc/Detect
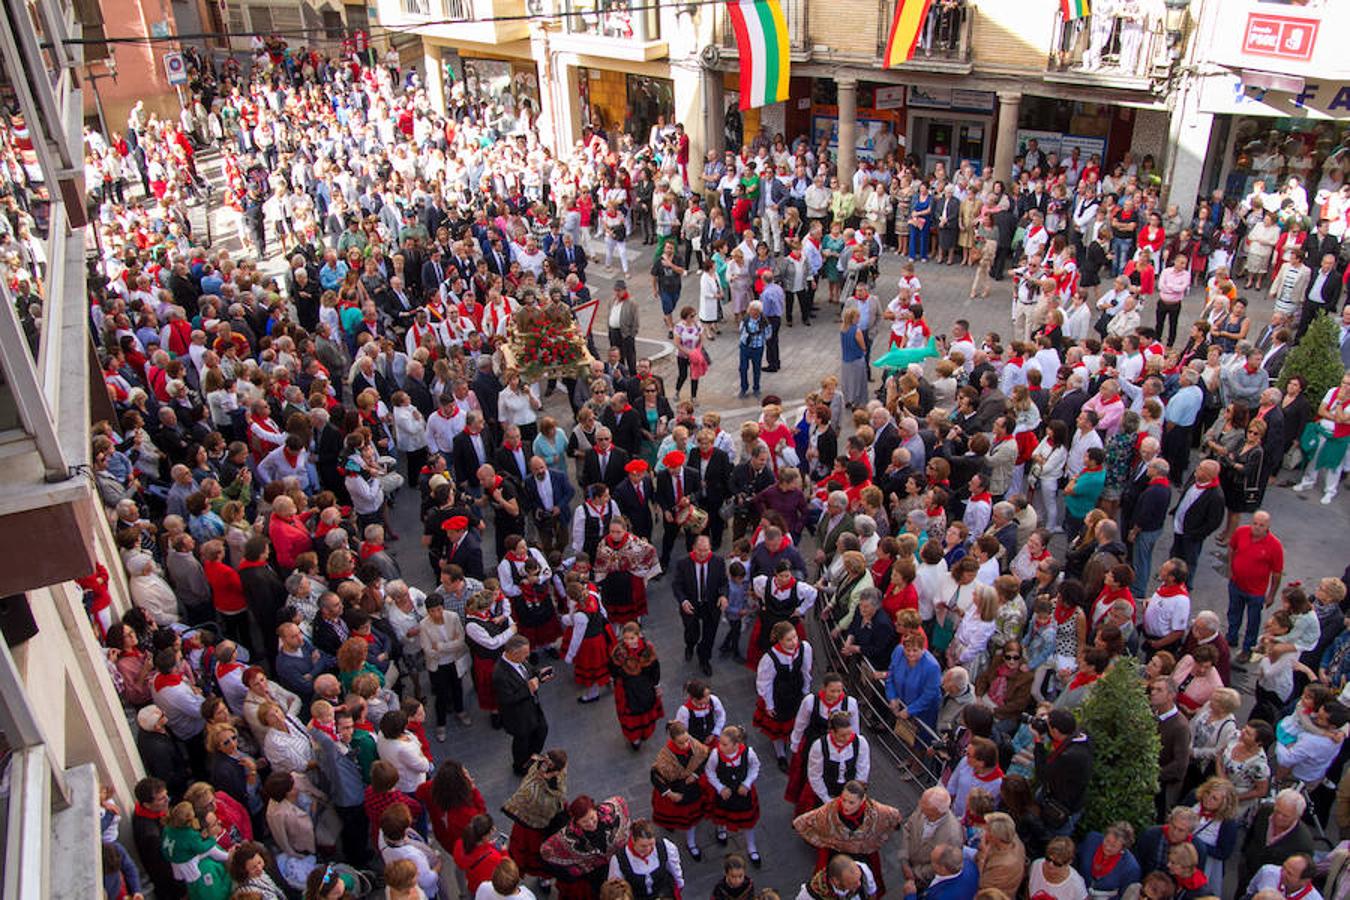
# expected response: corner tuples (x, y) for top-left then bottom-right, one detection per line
(501, 756), (568, 877)
(499, 548), (564, 648)
(753, 640), (814, 750)
(703, 742), (761, 833)
(594, 532), (661, 624)
(464, 597), (515, 713)
(792, 795), (901, 896)
(562, 585), (614, 690)
(802, 732), (871, 814)
(745, 575), (817, 670)
(608, 836), (685, 900)
(650, 739), (711, 833)
(785, 691), (861, 807)
(540, 795), (631, 900)
(674, 694), (727, 747)
(609, 639), (665, 744)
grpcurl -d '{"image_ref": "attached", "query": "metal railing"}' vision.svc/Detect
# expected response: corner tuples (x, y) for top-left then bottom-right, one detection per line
(1047, 9), (1168, 79)
(402, 0), (434, 16)
(812, 604), (943, 787)
(563, 0), (658, 41)
(719, 0), (809, 53)
(444, 0), (474, 19)
(876, 0), (974, 62)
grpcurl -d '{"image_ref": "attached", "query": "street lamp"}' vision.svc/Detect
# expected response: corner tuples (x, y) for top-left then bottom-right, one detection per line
(1163, 0), (1189, 58)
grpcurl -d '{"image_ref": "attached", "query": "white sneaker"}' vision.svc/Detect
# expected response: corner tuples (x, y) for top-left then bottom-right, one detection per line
(1293, 482), (1312, 493)
(1321, 494), (1336, 505)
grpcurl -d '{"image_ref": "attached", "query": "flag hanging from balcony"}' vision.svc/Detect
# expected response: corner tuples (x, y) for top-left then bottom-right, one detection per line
(882, 0), (935, 67)
(1060, 0), (1089, 20)
(726, 0), (791, 110)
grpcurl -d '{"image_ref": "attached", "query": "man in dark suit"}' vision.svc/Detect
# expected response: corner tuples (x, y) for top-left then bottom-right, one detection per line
(1306, 220), (1340, 269)
(484, 238), (510, 277)
(868, 410), (900, 477)
(493, 425), (531, 487)
(440, 516), (485, 581)
(420, 246), (448, 298)
(451, 412), (492, 491)
(603, 392), (646, 457)
(613, 459), (656, 540)
(310, 408), (347, 498)
(1167, 459), (1226, 588)
(552, 233), (588, 281)
(582, 429), (630, 489)
(522, 455), (575, 557)
(694, 431), (734, 549)
(671, 534), (728, 675)
(1049, 373), (1090, 433)
(1261, 328), (1292, 380)
(471, 357), (504, 441)
(655, 451), (703, 569)
(1299, 252), (1344, 340)
(402, 360), (436, 418)
(492, 636), (550, 775)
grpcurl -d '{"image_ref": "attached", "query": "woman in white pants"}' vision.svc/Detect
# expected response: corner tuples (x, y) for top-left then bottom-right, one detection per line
(600, 201), (629, 275)
(1294, 372), (1350, 505)
(1030, 420), (1069, 533)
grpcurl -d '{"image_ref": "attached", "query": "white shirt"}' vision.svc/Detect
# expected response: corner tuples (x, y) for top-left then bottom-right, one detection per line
(1143, 587), (1190, 638)
(1066, 427), (1103, 477)
(754, 644), (814, 715)
(806, 732), (871, 802)
(1245, 865), (1324, 900)
(606, 839), (685, 892)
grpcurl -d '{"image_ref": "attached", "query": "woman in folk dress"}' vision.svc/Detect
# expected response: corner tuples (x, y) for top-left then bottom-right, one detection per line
(608, 622), (665, 750)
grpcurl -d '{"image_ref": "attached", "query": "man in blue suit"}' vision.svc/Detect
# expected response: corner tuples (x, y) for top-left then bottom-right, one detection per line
(905, 844), (979, 900)
(522, 454), (574, 557)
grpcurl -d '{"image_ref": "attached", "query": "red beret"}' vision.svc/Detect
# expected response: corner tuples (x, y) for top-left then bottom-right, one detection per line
(663, 450), (687, 468)
(624, 459), (649, 474)
(442, 515), (470, 532)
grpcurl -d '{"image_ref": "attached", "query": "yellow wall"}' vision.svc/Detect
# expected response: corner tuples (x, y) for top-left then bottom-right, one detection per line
(971, 0), (1056, 71)
(584, 67), (629, 132)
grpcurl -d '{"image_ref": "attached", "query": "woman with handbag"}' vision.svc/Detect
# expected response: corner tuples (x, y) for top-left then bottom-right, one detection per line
(1218, 418), (1265, 545)
(674, 307), (708, 402)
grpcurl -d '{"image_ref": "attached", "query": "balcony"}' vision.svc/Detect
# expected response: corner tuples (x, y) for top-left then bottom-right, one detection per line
(1045, 9), (1172, 90)
(718, 0), (810, 61)
(376, 0), (530, 43)
(550, 0), (668, 61)
(875, 0), (974, 73)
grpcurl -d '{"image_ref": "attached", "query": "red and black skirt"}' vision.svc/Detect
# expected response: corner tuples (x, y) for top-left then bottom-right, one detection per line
(508, 823), (550, 876)
(615, 678), (665, 742)
(708, 784), (760, 831)
(471, 656), (499, 712)
(752, 697), (796, 741)
(603, 574), (649, 624)
(651, 785), (707, 831)
(566, 626), (614, 687)
(792, 782), (822, 817)
(783, 747), (809, 803)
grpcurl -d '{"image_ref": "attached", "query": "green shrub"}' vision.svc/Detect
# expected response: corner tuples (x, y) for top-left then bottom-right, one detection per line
(1078, 656), (1160, 834)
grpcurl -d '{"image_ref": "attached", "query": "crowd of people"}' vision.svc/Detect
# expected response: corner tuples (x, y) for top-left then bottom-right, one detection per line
(28, 20), (1350, 900)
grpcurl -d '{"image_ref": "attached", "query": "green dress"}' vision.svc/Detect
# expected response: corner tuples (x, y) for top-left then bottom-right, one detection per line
(822, 233), (847, 283)
(161, 824), (232, 900)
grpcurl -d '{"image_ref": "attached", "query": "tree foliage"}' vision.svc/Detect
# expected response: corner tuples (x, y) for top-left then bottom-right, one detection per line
(1278, 311), (1345, 408)
(1077, 656), (1160, 834)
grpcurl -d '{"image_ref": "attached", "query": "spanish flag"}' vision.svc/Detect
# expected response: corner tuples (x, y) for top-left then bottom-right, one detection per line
(882, 0), (935, 68)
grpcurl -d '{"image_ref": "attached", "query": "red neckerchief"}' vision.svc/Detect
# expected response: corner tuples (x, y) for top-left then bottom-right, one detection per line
(153, 672), (183, 691)
(216, 661), (245, 681)
(1176, 870), (1207, 891)
(282, 447), (301, 467)
(1156, 583), (1188, 599)
(828, 732), (856, 752)
(1053, 601), (1078, 625)
(312, 719), (339, 741)
(926, 505), (945, 518)
(818, 690), (843, 712)
(773, 641), (798, 661)
(690, 550), (712, 564)
(970, 491), (992, 504)
(490, 475), (504, 493)
(627, 839), (654, 861)
(1194, 479), (1217, 491)
(700, 448), (715, 460)
(774, 577), (797, 594)
(134, 803), (166, 821)
(973, 764), (1004, 782)
(359, 541), (383, 559)
(507, 549), (528, 563)
(1148, 476), (1171, 488)
(666, 738), (690, 756)
(353, 720), (374, 732)
(1090, 846), (1121, 879)
(1083, 464), (1103, 473)
(605, 534), (629, 550)
(504, 440), (520, 452)
(1067, 670), (1099, 691)
(717, 744), (745, 765)
(1285, 884), (1315, 900)
(1030, 548), (1051, 562)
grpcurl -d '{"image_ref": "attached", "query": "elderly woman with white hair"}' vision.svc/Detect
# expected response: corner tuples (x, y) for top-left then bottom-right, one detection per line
(384, 579), (427, 694)
(127, 552), (181, 626)
(949, 583), (999, 677)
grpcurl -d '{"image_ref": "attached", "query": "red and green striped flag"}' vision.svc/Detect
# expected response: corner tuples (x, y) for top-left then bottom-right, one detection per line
(726, 0), (791, 110)
(1061, 0), (1089, 20)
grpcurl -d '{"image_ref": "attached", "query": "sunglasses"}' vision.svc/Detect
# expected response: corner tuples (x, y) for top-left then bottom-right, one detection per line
(1003, 653), (1021, 660)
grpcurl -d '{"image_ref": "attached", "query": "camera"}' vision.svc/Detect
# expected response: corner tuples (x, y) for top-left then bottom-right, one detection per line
(1023, 713), (1049, 734)
(538, 666), (555, 681)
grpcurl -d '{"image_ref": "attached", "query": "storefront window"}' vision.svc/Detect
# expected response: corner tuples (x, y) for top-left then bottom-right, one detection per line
(1224, 115), (1350, 199)
(625, 75), (674, 145)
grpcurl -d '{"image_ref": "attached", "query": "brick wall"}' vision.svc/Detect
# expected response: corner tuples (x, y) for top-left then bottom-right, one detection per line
(971, 0), (1055, 71)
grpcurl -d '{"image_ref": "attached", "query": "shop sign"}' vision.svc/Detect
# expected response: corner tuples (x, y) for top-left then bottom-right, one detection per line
(1242, 12), (1318, 63)
(874, 86), (906, 111)
(907, 86), (994, 113)
(1199, 72), (1350, 119)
